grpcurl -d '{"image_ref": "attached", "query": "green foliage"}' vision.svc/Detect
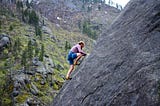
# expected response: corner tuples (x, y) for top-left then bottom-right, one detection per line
(16, 93), (30, 104)
(65, 41), (71, 51)
(35, 26), (42, 40)
(22, 9), (29, 22)
(9, 25), (13, 31)
(1, 98), (12, 106)
(82, 21), (89, 33)
(0, 75), (13, 106)
(22, 9), (39, 26)
(34, 42), (39, 57)
(16, 1), (23, 11)
(0, 4), (94, 105)
(17, 38), (22, 52)
(42, 19), (45, 25)
(78, 20), (82, 30)
(26, 0), (30, 9)
(21, 49), (27, 66)
(27, 39), (34, 60)
(24, 9), (29, 17)
(65, 41), (68, 51)
(28, 10), (39, 26)
(12, 38), (22, 58)
(39, 44), (44, 61)
(82, 20), (97, 39)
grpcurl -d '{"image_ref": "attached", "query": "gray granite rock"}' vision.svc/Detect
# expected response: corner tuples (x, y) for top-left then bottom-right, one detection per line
(0, 34), (11, 51)
(53, 0), (160, 106)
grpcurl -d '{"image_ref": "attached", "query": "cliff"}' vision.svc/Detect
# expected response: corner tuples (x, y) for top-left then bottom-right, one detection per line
(53, 0), (160, 105)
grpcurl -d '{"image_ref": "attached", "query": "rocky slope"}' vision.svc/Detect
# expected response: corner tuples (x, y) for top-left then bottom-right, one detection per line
(31, 0), (120, 39)
(53, 0), (160, 106)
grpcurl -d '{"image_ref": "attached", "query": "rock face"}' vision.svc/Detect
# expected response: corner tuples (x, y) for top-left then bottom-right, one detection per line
(52, 0), (160, 106)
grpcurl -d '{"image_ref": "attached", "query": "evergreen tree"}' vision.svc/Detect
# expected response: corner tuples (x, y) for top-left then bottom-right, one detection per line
(16, 1), (23, 11)
(108, 0), (111, 5)
(68, 42), (71, 50)
(35, 26), (42, 40)
(29, 10), (39, 26)
(22, 10), (25, 22)
(42, 19), (45, 26)
(9, 25), (13, 31)
(65, 41), (68, 51)
(34, 41), (39, 57)
(21, 49), (27, 66)
(98, 5), (101, 11)
(14, 38), (21, 53)
(82, 20), (97, 39)
(27, 39), (33, 60)
(116, 3), (118, 9)
(24, 9), (29, 17)
(17, 38), (22, 52)
(26, 0), (30, 8)
(39, 44), (44, 61)
(120, 5), (123, 10)
(87, 5), (92, 12)
(22, 9), (29, 22)
(12, 38), (21, 57)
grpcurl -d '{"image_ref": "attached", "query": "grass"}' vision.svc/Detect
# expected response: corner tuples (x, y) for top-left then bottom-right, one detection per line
(0, 7), (94, 105)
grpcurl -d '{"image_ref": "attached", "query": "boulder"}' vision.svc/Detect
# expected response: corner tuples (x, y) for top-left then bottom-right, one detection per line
(0, 34), (11, 51)
(32, 57), (41, 66)
(26, 98), (40, 106)
(53, 0), (160, 106)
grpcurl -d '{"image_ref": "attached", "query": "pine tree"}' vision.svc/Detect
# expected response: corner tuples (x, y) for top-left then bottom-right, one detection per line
(34, 41), (39, 57)
(22, 9), (28, 22)
(98, 5), (101, 11)
(39, 44), (44, 61)
(22, 10), (25, 22)
(35, 26), (42, 40)
(16, 1), (23, 11)
(65, 41), (68, 51)
(12, 38), (21, 58)
(9, 25), (13, 31)
(26, 0), (30, 8)
(17, 38), (22, 52)
(21, 49), (27, 66)
(42, 19), (45, 26)
(29, 10), (39, 26)
(116, 3), (118, 9)
(27, 39), (33, 60)
(87, 5), (92, 12)
(68, 42), (71, 50)
(108, 0), (111, 5)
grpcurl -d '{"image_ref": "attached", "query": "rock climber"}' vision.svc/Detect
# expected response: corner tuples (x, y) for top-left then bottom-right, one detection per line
(66, 41), (87, 80)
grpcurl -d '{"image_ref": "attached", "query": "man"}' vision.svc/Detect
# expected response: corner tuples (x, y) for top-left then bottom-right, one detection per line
(66, 41), (86, 80)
